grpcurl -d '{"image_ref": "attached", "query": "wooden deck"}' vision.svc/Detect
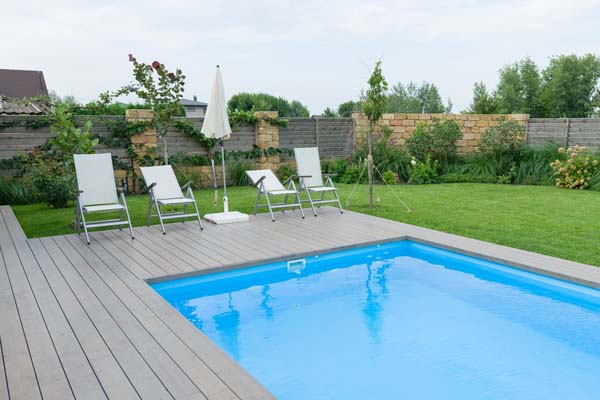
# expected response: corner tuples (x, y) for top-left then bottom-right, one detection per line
(2, 204), (600, 400)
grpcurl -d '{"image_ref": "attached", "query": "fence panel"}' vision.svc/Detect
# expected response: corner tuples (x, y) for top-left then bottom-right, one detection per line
(526, 118), (600, 150)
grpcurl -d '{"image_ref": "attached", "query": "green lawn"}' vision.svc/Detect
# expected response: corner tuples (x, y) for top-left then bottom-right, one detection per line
(11, 183), (600, 267)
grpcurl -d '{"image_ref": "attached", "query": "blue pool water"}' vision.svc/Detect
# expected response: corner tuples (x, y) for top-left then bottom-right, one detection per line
(152, 241), (600, 399)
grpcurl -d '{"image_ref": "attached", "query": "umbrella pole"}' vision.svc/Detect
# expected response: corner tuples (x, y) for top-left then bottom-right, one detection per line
(220, 139), (229, 213)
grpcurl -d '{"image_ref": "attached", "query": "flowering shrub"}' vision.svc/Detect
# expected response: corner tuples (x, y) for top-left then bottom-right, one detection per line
(551, 145), (599, 189)
(409, 156), (439, 184)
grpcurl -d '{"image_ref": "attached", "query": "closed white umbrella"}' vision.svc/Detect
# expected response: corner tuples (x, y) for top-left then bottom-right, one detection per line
(202, 66), (249, 224)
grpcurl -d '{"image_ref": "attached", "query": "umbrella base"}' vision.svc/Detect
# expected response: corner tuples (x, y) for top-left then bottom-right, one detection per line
(204, 211), (250, 225)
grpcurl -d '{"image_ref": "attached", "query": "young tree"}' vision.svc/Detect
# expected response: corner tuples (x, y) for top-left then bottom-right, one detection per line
(540, 54), (600, 117)
(468, 82), (498, 114)
(100, 54), (185, 164)
(362, 60), (388, 209)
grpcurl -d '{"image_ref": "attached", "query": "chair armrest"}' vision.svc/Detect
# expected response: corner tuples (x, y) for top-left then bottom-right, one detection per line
(323, 173), (338, 177)
(283, 174), (297, 185)
(182, 181), (193, 191)
(147, 182), (157, 190)
(253, 176), (266, 187)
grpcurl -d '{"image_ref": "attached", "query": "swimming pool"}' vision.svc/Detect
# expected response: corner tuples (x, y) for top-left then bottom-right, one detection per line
(152, 240), (600, 399)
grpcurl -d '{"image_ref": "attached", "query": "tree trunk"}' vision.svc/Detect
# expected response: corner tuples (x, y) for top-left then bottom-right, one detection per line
(368, 122), (374, 210)
(163, 135), (169, 165)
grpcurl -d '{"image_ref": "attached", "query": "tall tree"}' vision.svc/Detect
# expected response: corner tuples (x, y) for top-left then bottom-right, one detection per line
(337, 100), (361, 117)
(385, 81), (451, 113)
(468, 82), (498, 114)
(227, 92), (309, 117)
(362, 60), (388, 210)
(495, 58), (542, 115)
(539, 54), (600, 117)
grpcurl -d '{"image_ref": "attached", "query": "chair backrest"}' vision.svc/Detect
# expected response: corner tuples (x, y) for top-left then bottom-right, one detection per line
(294, 147), (324, 187)
(140, 165), (184, 200)
(245, 169), (285, 192)
(74, 153), (118, 206)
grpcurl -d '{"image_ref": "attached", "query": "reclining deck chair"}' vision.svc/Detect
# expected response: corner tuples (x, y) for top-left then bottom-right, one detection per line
(294, 147), (343, 216)
(140, 165), (203, 234)
(74, 153), (134, 244)
(246, 169), (305, 221)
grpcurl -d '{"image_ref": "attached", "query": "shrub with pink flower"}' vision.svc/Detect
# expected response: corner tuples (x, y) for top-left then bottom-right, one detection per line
(551, 145), (600, 189)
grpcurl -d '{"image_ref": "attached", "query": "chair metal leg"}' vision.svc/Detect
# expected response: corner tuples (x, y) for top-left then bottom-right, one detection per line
(79, 208), (90, 244)
(192, 201), (204, 230)
(146, 198), (153, 226)
(155, 200), (166, 234)
(121, 192), (135, 240)
(333, 190), (344, 214)
(318, 190), (326, 208)
(305, 187), (318, 217)
(264, 192), (275, 222)
(295, 192), (305, 219)
(253, 191), (262, 216)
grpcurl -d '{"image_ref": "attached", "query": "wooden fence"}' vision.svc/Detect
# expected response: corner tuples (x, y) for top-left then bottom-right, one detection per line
(526, 118), (600, 150)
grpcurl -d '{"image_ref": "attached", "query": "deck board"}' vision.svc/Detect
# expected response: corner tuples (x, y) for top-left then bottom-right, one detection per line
(2, 204), (600, 399)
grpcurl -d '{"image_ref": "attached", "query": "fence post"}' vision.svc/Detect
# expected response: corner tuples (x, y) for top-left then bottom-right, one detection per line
(565, 118), (571, 148)
(315, 116), (320, 147)
(254, 111), (280, 171)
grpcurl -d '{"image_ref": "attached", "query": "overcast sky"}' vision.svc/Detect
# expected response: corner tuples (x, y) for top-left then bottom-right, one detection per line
(2, 0), (600, 114)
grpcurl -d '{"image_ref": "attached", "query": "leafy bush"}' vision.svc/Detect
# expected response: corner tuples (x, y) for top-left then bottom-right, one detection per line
(479, 120), (525, 173)
(382, 170), (398, 185)
(169, 151), (211, 166)
(409, 156), (439, 184)
(275, 164), (296, 183)
(48, 104), (98, 156)
(406, 119), (461, 171)
(551, 145), (599, 189)
(28, 158), (76, 208)
(229, 160), (256, 186)
(439, 173), (496, 184)
(341, 162), (368, 184)
(321, 159), (348, 182)
(447, 154), (497, 177)
(174, 169), (204, 189)
(0, 178), (38, 205)
(355, 126), (412, 182)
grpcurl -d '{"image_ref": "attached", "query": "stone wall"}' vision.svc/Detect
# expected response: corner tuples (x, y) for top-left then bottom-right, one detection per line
(352, 113), (529, 154)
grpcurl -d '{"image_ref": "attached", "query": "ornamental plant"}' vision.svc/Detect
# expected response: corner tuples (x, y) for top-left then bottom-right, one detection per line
(100, 54), (186, 164)
(551, 145), (599, 189)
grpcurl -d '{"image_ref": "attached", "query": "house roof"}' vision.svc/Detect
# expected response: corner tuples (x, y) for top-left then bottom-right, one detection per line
(180, 98), (207, 106)
(0, 69), (48, 98)
(0, 98), (48, 115)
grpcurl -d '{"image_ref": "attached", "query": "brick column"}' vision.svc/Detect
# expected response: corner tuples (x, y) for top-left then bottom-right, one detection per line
(254, 111), (280, 171)
(125, 109), (157, 192)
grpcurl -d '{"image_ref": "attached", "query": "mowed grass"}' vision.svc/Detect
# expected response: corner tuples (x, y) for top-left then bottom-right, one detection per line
(11, 183), (600, 266)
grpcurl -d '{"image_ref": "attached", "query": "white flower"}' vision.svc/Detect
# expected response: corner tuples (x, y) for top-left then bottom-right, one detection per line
(411, 159), (417, 166)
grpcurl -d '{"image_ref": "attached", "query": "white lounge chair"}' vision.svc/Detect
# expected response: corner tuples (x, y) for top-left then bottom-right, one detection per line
(140, 165), (203, 234)
(74, 153), (134, 244)
(294, 147), (343, 216)
(246, 169), (305, 222)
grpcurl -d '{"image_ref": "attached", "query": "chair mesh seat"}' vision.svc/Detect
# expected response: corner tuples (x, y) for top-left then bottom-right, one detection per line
(307, 186), (337, 192)
(83, 204), (125, 213)
(267, 189), (299, 196)
(157, 198), (196, 206)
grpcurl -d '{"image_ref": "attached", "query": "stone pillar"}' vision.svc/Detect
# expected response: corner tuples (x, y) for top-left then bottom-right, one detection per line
(125, 109), (157, 192)
(254, 111), (280, 171)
